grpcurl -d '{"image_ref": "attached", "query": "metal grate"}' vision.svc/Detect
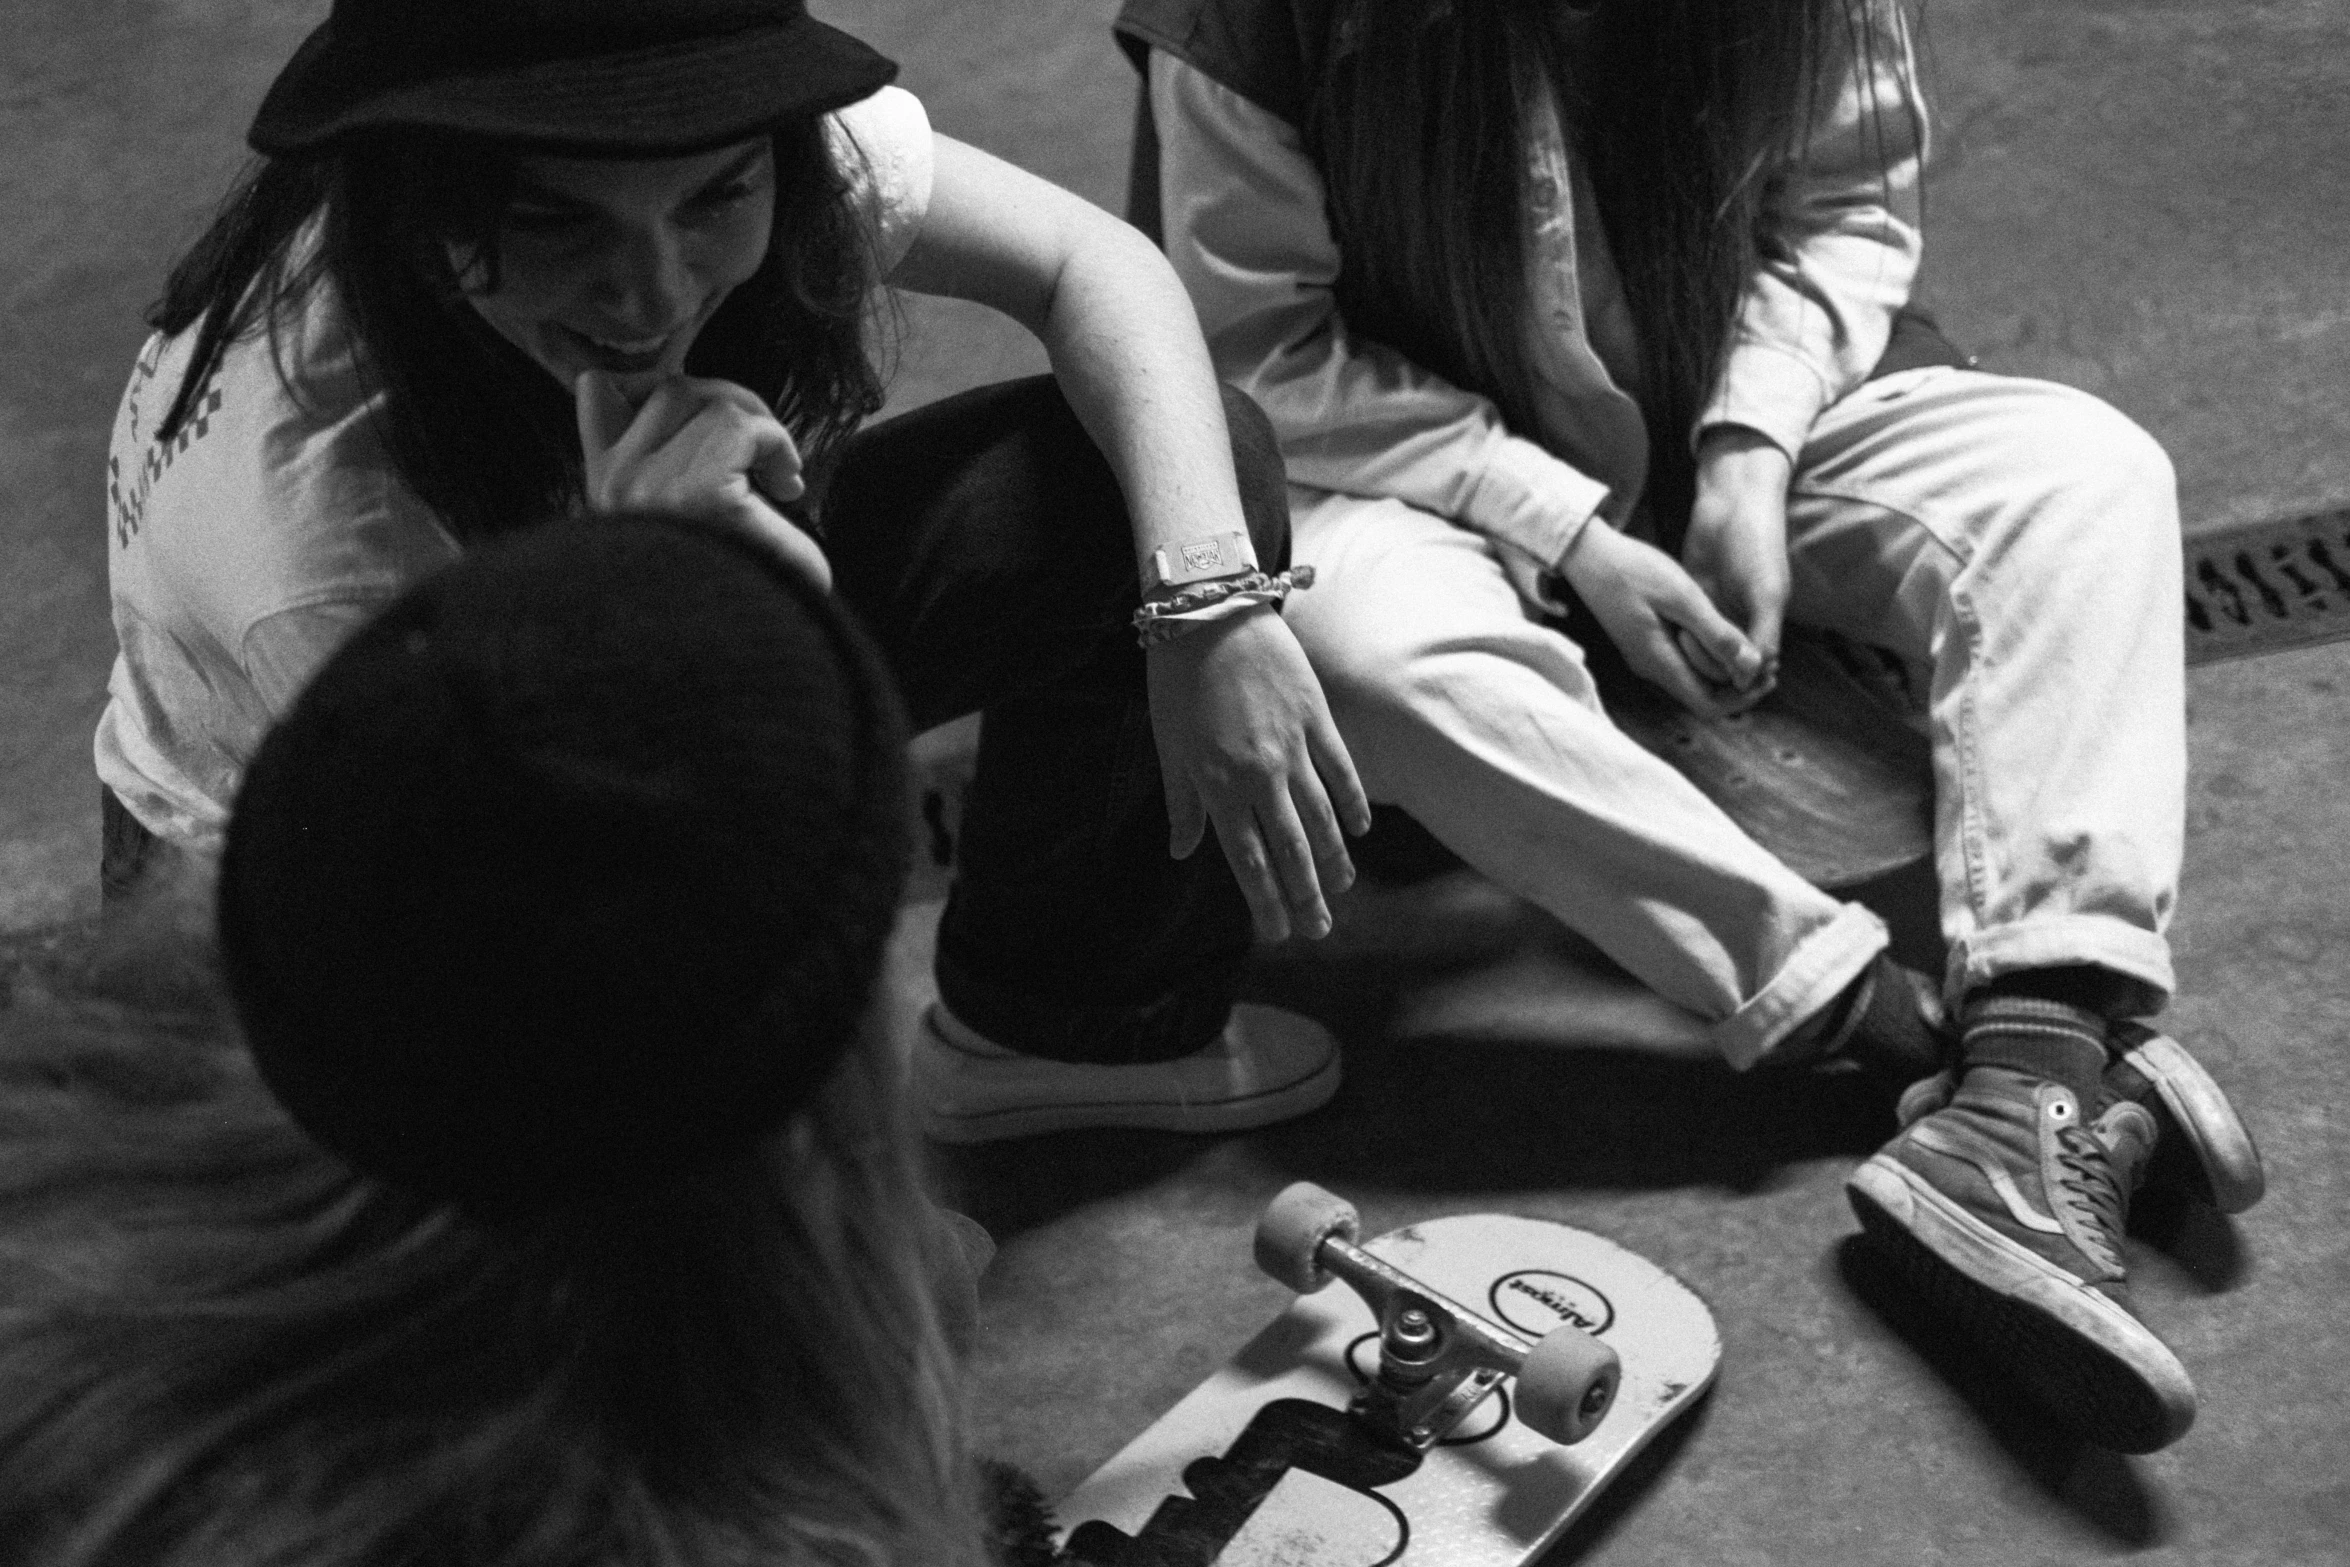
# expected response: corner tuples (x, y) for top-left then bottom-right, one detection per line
(2184, 504), (2350, 665)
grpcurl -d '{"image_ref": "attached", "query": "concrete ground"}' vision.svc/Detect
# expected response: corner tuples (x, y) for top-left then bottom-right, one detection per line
(4, 1), (2346, 1563)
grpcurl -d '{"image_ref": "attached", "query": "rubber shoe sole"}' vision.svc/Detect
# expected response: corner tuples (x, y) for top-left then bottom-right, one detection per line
(2110, 1025), (2264, 1214)
(917, 1004), (1342, 1145)
(1848, 1155), (2196, 1453)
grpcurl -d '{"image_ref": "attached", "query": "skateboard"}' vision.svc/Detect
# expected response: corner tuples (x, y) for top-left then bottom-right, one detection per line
(1601, 500), (2350, 891)
(1055, 1183), (1721, 1567)
(1601, 625), (1934, 890)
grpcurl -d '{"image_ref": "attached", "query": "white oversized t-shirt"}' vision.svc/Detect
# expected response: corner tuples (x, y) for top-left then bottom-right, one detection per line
(96, 86), (936, 849)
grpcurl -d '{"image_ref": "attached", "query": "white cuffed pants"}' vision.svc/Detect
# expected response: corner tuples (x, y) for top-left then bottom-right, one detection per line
(1285, 369), (2184, 1068)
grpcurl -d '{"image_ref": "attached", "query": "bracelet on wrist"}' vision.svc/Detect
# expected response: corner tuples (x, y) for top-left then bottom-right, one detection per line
(1142, 529), (1260, 597)
(1133, 565), (1316, 648)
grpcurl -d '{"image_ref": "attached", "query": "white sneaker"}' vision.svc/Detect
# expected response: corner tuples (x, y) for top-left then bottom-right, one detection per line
(916, 1002), (1342, 1144)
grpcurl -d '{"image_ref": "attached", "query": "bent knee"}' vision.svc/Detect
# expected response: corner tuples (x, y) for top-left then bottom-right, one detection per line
(2020, 389), (2178, 521)
(1990, 398), (2183, 624)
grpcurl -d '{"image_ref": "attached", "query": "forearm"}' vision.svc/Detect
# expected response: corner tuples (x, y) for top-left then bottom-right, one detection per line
(1033, 219), (1257, 574)
(891, 133), (1253, 576)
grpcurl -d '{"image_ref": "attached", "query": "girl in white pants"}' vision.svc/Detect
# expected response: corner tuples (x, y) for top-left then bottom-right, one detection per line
(1118, 0), (2258, 1453)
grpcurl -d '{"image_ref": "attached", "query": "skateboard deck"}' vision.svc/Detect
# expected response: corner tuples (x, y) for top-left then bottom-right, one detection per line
(1601, 627), (1935, 890)
(1056, 1195), (1721, 1567)
(1601, 501), (2350, 890)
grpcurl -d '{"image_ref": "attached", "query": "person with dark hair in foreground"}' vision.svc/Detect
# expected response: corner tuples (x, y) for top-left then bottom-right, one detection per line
(97, 0), (1371, 1147)
(3, 517), (1058, 1567)
(1119, 0), (2261, 1451)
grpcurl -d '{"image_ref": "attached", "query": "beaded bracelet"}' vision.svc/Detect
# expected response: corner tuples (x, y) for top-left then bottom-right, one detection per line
(1132, 566), (1316, 648)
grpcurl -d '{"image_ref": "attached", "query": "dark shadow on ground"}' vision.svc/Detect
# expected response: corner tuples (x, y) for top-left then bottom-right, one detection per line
(1255, 1031), (1898, 1200)
(943, 1025), (1903, 1247)
(1830, 1234), (2177, 1549)
(2129, 1182), (2253, 1295)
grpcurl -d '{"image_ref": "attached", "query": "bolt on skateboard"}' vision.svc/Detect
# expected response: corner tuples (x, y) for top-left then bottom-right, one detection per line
(1056, 1182), (1722, 1567)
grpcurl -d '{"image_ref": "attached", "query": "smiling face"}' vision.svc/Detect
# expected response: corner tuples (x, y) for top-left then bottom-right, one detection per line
(456, 140), (777, 400)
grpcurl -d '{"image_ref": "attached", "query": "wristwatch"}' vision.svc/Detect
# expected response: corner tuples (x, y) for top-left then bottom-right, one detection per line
(1143, 530), (1258, 597)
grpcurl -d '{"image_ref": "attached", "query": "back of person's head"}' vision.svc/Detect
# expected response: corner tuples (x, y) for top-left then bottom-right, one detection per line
(0, 516), (990, 1567)
(219, 511), (911, 1214)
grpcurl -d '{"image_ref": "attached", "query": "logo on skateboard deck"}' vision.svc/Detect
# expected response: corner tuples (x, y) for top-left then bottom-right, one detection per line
(1489, 1271), (1615, 1337)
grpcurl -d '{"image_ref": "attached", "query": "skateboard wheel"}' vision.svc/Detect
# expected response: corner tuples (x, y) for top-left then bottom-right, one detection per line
(1514, 1325), (1621, 1446)
(1254, 1181), (1359, 1293)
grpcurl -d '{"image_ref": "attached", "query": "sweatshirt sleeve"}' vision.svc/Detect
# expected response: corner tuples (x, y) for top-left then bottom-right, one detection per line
(1149, 50), (1611, 573)
(1697, 0), (1929, 456)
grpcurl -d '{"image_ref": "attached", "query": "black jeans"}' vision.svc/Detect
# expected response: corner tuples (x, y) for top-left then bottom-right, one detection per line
(825, 376), (1291, 1065)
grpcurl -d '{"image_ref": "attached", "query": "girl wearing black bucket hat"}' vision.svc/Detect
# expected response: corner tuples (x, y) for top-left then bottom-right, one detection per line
(96, 0), (1370, 1142)
(6, 516), (1050, 1566)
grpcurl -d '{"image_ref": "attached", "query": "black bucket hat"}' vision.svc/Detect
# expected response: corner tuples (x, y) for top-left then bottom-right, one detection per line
(250, 0), (898, 158)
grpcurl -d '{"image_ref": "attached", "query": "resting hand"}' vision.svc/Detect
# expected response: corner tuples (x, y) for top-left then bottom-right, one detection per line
(1148, 606), (1372, 943)
(1557, 519), (1767, 718)
(1681, 427), (1795, 710)
(574, 370), (831, 590)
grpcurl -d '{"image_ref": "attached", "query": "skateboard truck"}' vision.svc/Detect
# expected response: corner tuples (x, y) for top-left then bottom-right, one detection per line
(1257, 1182), (1622, 1452)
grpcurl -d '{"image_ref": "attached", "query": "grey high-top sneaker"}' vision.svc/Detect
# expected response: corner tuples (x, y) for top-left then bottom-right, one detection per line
(1848, 1000), (2195, 1453)
(1895, 1021), (2264, 1214)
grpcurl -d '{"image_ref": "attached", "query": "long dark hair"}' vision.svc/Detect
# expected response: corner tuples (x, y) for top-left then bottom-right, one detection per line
(1312, 0), (1915, 535)
(148, 120), (885, 544)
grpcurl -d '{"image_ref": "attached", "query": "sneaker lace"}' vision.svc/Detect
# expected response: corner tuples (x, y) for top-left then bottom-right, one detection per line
(2051, 1121), (2129, 1272)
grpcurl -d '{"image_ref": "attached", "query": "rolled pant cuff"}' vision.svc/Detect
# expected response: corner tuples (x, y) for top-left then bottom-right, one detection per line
(1713, 902), (1891, 1071)
(1949, 916), (2174, 1019)
(934, 949), (1240, 1066)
